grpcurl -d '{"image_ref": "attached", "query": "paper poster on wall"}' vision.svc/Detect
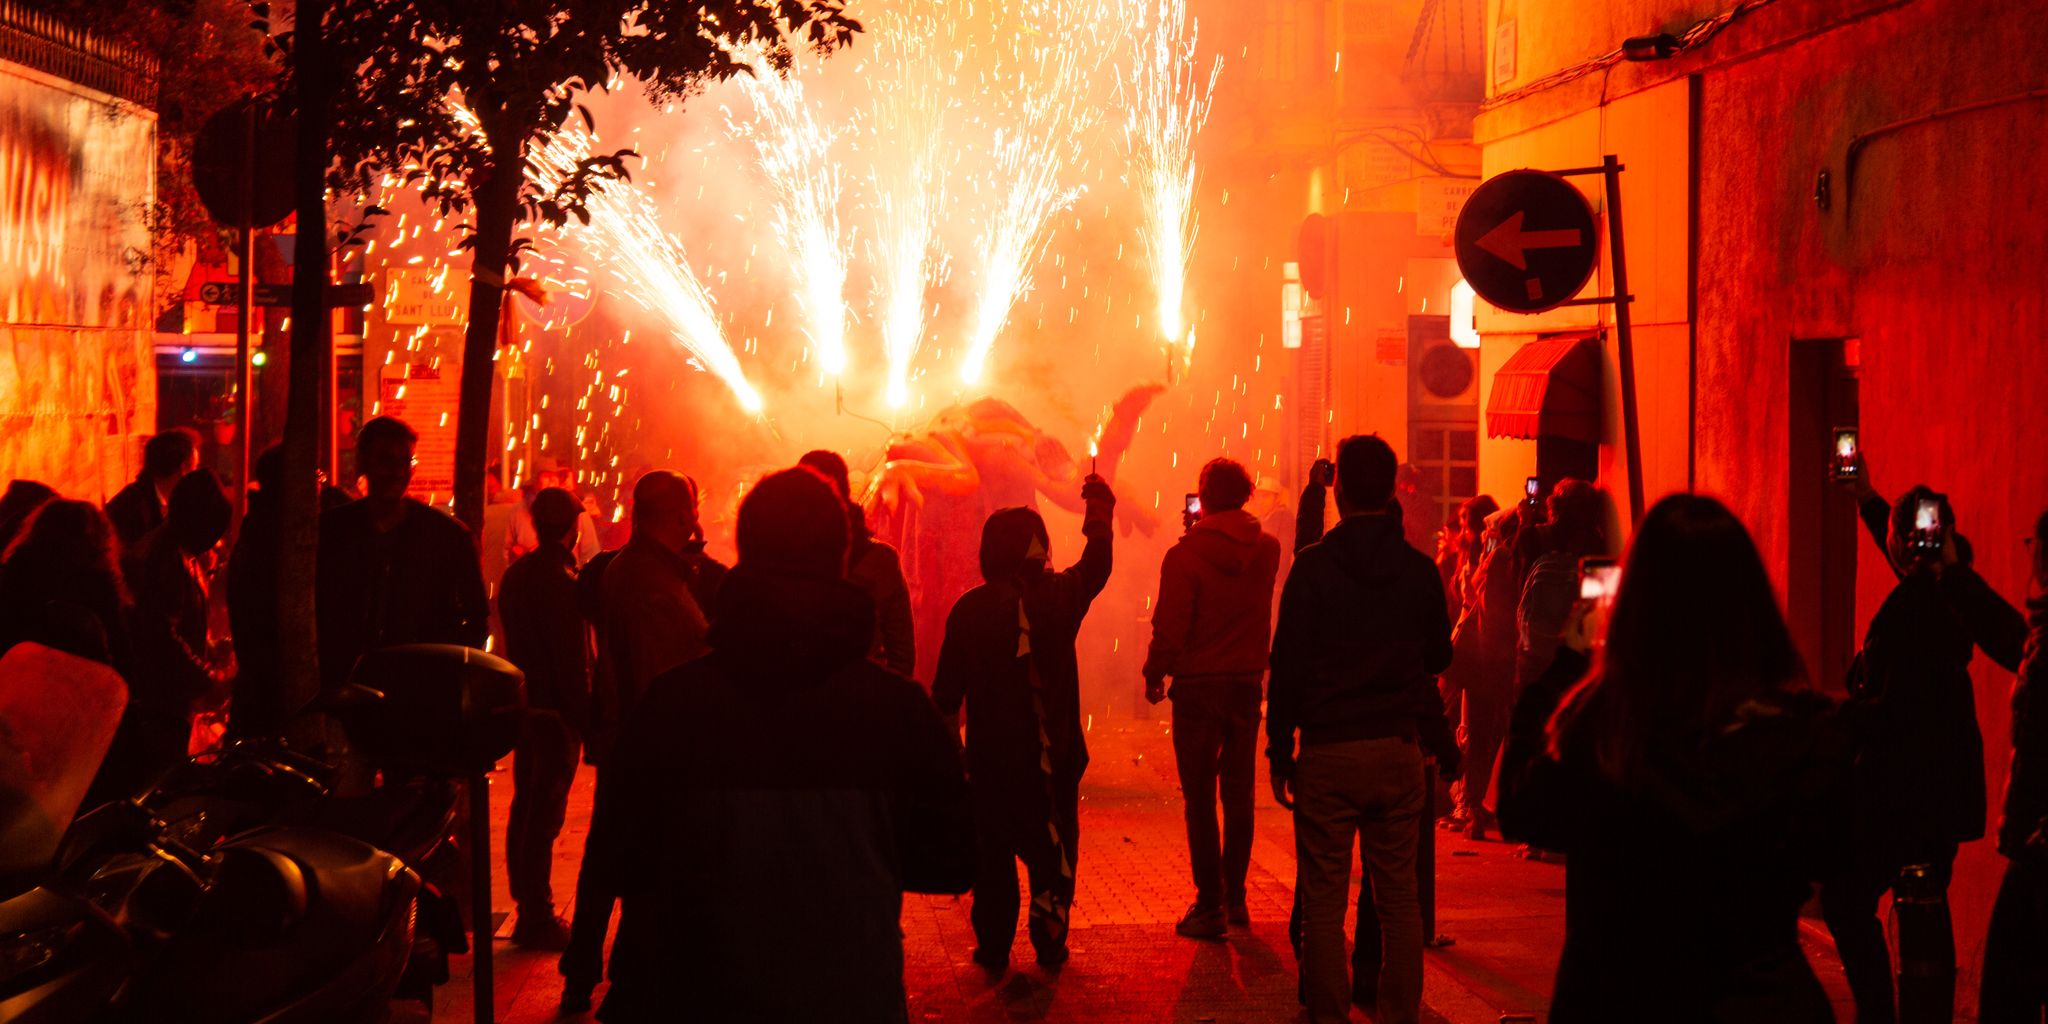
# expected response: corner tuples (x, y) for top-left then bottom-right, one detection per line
(377, 362), (460, 504)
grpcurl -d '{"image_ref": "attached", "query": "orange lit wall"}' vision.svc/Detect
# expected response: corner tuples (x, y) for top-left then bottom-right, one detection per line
(0, 59), (156, 500)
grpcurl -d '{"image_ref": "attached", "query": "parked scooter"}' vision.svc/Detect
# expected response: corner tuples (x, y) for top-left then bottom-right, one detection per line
(0, 643), (524, 1023)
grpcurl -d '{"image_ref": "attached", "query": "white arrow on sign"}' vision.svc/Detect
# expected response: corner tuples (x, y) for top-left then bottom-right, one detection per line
(1476, 211), (1583, 271)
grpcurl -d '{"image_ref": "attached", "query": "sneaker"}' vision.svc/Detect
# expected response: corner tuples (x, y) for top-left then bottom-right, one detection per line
(972, 947), (1009, 972)
(1175, 904), (1227, 939)
(1035, 944), (1070, 968)
(510, 912), (573, 951)
(559, 985), (593, 1014)
(1225, 902), (1250, 927)
(1466, 819), (1490, 842)
(1438, 811), (1471, 831)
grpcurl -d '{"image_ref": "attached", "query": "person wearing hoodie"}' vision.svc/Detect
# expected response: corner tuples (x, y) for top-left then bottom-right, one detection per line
(1496, 494), (1853, 1022)
(799, 450), (917, 679)
(1268, 434), (1458, 1024)
(932, 474), (1116, 972)
(599, 467), (974, 1023)
(1144, 457), (1280, 939)
(1980, 508), (2048, 1022)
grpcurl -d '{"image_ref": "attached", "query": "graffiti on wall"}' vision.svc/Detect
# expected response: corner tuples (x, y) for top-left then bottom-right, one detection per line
(0, 61), (155, 501)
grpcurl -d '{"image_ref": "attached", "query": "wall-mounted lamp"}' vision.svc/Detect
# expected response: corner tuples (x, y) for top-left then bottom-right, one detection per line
(1622, 33), (1681, 61)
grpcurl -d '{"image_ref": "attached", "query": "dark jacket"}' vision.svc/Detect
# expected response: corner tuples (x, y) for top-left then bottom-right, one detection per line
(1846, 569), (2003, 857)
(226, 496), (283, 736)
(497, 544), (590, 731)
(1997, 598), (2048, 861)
(606, 567), (973, 1023)
(593, 537), (711, 760)
(1497, 648), (1852, 1021)
(849, 533), (916, 679)
(316, 498), (489, 689)
(931, 515), (1113, 782)
(95, 528), (229, 801)
(1266, 513), (1456, 779)
(1144, 508), (1280, 682)
(103, 479), (163, 550)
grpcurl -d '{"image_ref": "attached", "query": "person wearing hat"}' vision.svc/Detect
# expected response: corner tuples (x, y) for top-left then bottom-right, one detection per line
(497, 486), (591, 950)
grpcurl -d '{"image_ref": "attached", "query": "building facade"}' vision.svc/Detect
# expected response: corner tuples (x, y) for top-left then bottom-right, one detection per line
(1476, 0), (2048, 1007)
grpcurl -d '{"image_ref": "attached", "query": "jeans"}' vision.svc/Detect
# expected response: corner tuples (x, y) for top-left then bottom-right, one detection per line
(506, 711), (580, 917)
(561, 762), (620, 989)
(1170, 679), (1261, 909)
(1441, 659), (1511, 823)
(1820, 848), (1958, 1024)
(1294, 737), (1425, 1024)
(1981, 857), (2048, 1023)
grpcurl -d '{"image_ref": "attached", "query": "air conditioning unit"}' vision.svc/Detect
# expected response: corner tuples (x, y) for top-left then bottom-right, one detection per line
(1408, 314), (1479, 419)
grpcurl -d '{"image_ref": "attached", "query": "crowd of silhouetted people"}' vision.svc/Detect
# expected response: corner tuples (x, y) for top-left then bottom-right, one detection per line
(4, 417), (2048, 1024)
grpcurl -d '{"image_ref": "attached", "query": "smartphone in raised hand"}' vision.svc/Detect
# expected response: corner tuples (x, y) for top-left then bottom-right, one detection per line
(1830, 428), (1860, 482)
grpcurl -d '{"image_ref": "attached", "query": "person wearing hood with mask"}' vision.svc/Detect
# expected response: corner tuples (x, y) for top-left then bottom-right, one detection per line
(1144, 457), (1280, 939)
(1268, 433), (1457, 1024)
(599, 467), (973, 1022)
(932, 472), (1117, 972)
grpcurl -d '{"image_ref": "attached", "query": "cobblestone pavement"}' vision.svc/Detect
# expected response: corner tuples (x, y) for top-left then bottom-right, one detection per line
(435, 714), (1856, 1023)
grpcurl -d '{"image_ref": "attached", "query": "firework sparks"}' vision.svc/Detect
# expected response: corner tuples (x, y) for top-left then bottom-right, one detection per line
(730, 44), (850, 379)
(863, 0), (954, 410)
(533, 123), (765, 414)
(1123, 0), (1221, 361)
(957, 1), (1102, 387)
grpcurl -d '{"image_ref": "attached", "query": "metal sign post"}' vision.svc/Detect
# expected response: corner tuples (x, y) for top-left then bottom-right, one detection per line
(1454, 160), (1644, 526)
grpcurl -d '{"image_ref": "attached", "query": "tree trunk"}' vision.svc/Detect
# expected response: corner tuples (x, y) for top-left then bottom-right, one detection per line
(453, 145), (521, 537)
(278, 0), (332, 715)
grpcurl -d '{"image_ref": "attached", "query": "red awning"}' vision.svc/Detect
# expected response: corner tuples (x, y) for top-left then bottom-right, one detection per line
(1486, 334), (1602, 443)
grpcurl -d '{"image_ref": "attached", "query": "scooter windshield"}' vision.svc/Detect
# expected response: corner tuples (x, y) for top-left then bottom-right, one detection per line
(0, 642), (127, 877)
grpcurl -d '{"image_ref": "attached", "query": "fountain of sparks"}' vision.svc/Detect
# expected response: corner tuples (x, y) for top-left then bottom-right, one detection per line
(532, 123), (764, 414)
(956, 2), (1103, 388)
(863, 0), (954, 411)
(1123, 0), (1221, 374)
(729, 44), (851, 380)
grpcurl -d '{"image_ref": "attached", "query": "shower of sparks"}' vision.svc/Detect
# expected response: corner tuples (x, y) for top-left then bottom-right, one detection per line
(729, 44), (851, 379)
(532, 122), (764, 414)
(1123, 0), (1221, 360)
(957, 0), (1117, 386)
(864, 0), (954, 409)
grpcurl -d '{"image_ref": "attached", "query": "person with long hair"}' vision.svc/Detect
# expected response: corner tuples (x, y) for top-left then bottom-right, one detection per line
(0, 499), (132, 675)
(1496, 494), (1852, 1021)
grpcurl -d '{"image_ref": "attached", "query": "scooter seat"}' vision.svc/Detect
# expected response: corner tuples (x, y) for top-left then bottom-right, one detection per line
(207, 844), (310, 936)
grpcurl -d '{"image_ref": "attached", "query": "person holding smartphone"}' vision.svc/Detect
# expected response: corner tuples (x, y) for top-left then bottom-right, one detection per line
(1144, 459), (1281, 938)
(1820, 482), (2027, 1024)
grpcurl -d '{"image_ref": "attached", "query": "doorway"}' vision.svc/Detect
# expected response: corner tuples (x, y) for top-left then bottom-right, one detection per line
(1787, 337), (1860, 692)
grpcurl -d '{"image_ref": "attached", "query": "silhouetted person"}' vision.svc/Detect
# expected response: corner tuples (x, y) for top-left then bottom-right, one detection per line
(932, 475), (1116, 971)
(601, 467), (973, 1022)
(1516, 479), (1606, 690)
(1143, 457), (1279, 938)
(799, 450), (916, 679)
(1268, 434), (1457, 1024)
(0, 480), (55, 553)
(1822, 487), (2025, 1024)
(1980, 508), (2048, 1022)
(497, 487), (590, 951)
(561, 469), (718, 1010)
(316, 417), (489, 691)
(105, 428), (199, 549)
(0, 499), (131, 680)
(96, 470), (235, 804)
(1496, 494), (1852, 1022)
(1446, 499), (1517, 840)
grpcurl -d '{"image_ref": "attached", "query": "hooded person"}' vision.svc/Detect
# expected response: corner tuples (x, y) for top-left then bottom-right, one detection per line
(932, 473), (1117, 972)
(1143, 457), (1281, 938)
(599, 466), (973, 1023)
